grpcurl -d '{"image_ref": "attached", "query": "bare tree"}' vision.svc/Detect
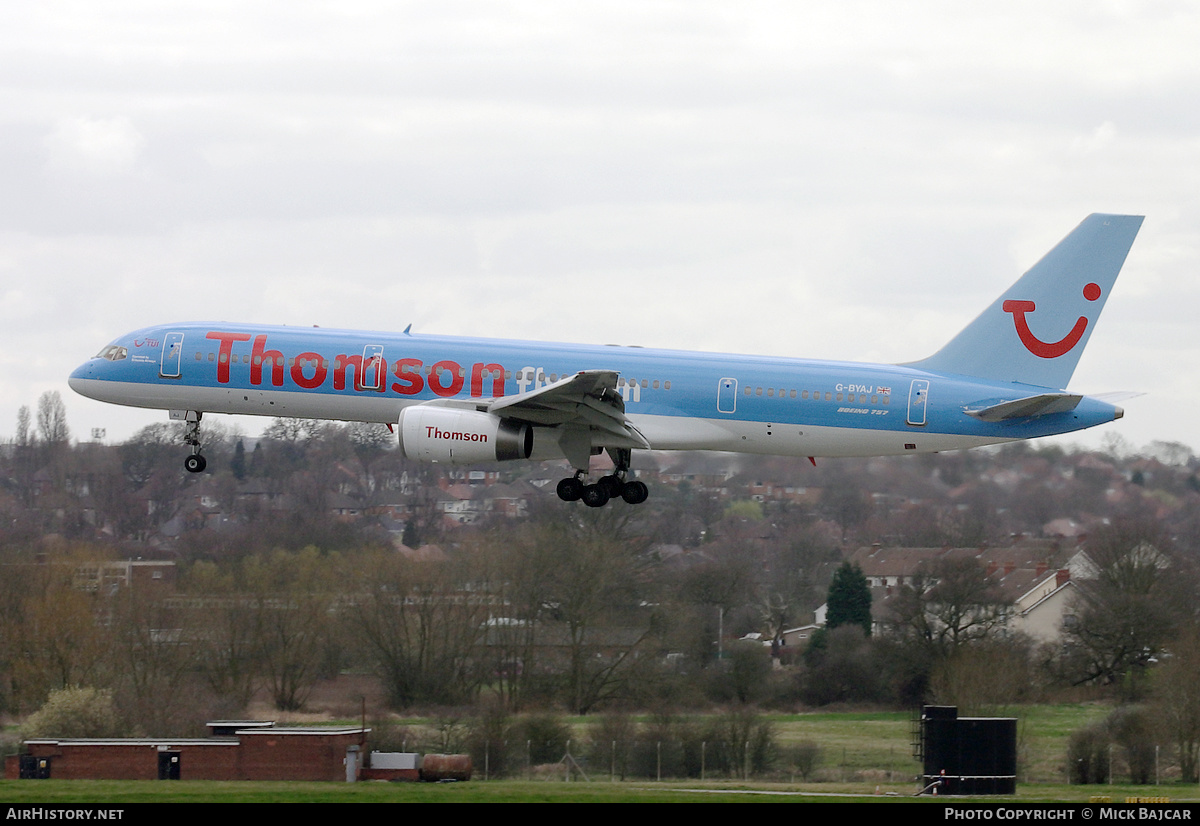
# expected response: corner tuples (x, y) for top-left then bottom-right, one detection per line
(15, 406), (31, 447)
(888, 557), (1009, 653)
(10, 406), (38, 508)
(8, 563), (108, 710)
(473, 512), (661, 713)
(1059, 519), (1182, 692)
(183, 562), (260, 711)
(36, 391), (70, 447)
(928, 637), (1036, 715)
(1154, 632), (1200, 783)
(350, 548), (486, 709)
(540, 513), (660, 713)
(108, 586), (198, 733)
(244, 550), (334, 711)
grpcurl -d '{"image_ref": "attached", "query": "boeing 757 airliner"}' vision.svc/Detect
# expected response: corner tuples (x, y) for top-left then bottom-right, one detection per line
(70, 214), (1143, 507)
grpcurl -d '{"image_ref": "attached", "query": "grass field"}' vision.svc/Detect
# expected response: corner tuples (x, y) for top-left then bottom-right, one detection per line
(380, 704), (1116, 785)
(2, 778), (1198, 804)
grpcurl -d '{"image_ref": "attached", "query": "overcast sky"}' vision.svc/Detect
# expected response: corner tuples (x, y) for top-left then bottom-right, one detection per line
(3, 1), (1198, 457)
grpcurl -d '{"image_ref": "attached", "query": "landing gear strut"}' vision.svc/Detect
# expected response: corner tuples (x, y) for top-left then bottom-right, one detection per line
(554, 448), (648, 507)
(182, 411), (207, 473)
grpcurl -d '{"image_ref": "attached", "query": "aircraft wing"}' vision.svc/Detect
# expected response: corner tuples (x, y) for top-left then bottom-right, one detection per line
(963, 393), (1083, 422)
(487, 370), (650, 467)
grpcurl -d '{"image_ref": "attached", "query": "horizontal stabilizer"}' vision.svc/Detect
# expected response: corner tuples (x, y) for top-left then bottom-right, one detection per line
(1089, 390), (1144, 405)
(964, 393), (1083, 422)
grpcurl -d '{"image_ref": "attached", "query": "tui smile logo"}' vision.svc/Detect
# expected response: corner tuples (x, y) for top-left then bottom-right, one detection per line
(1002, 282), (1102, 359)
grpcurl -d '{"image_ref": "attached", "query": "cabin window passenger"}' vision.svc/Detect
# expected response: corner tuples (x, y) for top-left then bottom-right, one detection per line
(872, 395), (878, 404)
(664, 381), (671, 390)
(825, 392), (831, 401)
(802, 390), (809, 399)
(756, 387), (762, 396)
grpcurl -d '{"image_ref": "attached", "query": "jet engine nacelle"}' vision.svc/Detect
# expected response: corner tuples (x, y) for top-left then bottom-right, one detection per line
(398, 406), (533, 464)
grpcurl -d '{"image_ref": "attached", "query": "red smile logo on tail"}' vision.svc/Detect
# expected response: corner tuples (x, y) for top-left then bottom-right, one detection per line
(1003, 282), (1102, 359)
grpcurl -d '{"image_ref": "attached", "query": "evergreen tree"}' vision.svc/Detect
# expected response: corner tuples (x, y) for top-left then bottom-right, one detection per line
(825, 561), (872, 636)
(231, 439), (247, 480)
(402, 518), (420, 549)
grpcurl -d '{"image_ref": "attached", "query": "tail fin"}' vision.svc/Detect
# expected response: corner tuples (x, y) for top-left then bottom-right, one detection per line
(911, 214), (1143, 389)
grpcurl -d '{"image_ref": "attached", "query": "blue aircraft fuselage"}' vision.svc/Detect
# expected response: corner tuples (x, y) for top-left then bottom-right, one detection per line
(70, 321), (1120, 459)
(67, 214), (1143, 504)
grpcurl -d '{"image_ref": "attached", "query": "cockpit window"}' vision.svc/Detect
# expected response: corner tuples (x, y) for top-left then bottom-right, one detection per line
(95, 345), (128, 361)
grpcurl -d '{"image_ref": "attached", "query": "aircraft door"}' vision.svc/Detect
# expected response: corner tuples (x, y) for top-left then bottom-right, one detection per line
(359, 344), (385, 392)
(160, 332), (184, 378)
(717, 377), (737, 414)
(906, 379), (929, 426)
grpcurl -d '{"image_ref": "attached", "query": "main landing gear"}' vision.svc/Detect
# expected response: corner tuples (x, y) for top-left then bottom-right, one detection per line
(182, 412), (207, 473)
(555, 449), (649, 508)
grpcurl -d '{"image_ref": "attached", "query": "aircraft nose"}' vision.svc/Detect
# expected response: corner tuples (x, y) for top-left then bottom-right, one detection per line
(68, 361), (99, 398)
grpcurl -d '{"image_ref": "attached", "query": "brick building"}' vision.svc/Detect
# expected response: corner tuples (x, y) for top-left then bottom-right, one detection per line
(6, 723), (369, 782)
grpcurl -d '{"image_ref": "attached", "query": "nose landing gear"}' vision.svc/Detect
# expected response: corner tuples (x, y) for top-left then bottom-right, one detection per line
(184, 453), (207, 473)
(181, 411), (207, 473)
